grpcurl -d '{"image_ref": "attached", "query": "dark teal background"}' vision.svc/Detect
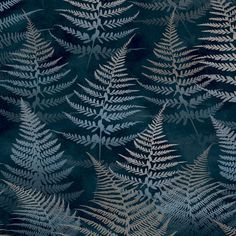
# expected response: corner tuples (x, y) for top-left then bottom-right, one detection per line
(0, 0), (236, 235)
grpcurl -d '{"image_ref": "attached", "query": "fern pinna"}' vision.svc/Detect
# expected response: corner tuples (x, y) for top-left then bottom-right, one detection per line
(212, 117), (236, 183)
(139, 13), (221, 127)
(159, 148), (236, 235)
(115, 107), (182, 199)
(61, 38), (143, 159)
(0, 0), (39, 64)
(54, 0), (138, 64)
(1, 100), (79, 201)
(64, 154), (174, 236)
(0, 19), (76, 123)
(3, 181), (79, 236)
(131, 0), (209, 26)
(215, 222), (236, 236)
(198, 0), (236, 103)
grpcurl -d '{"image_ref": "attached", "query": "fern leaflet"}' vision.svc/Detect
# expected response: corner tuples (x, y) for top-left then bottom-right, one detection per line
(215, 221), (236, 236)
(132, 0), (209, 26)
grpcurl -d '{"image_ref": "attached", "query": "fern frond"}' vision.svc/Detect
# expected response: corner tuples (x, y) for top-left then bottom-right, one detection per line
(4, 181), (79, 236)
(54, 0), (138, 62)
(63, 154), (174, 236)
(115, 107), (182, 199)
(0, 5), (40, 63)
(211, 117), (236, 182)
(215, 221), (236, 236)
(139, 14), (219, 125)
(0, 19), (75, 123)
(160, 148), (236, 234)
(62, 38), (142, 159)
(0, 0), (21, 12)
(1, 100), (80, 200)
(133, 0), (209, 26)
(198, 0), (236, 103)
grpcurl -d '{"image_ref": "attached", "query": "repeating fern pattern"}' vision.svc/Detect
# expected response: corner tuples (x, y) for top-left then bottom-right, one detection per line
(0, 19), (76, 123)
(53, 0), (138, 64)
(0, 0), (235, 235)
(61, 38), (142, 159)
(139, 14), (221, 125)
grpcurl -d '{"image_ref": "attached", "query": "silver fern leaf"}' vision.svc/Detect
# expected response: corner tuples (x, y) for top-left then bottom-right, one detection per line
(3, 181), (80, 236)
(132, 0), (209, 26)
(115, 107), (182, 199)
(215, 221), (236, 236)
(61, 37), (143, 159)
(1, 100), (80, 201)
(139, 14), (221, 125)
(160, 147), (236, 235)
(63, 154), (175, 236)
(0, 0), (39, 64)
(198, 0), (236, 103)
(53, 0), (138, 64)
(211, 117), (236, 182)
(0, 19), (76, 123)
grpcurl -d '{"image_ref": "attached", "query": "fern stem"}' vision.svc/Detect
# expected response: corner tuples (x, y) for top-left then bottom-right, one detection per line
(98, 128), (102, 161)
(184, 104), (201, 146)
(87, 38), (96, 69)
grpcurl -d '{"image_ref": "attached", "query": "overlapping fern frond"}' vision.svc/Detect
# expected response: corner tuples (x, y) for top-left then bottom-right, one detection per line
(3, 181), (80, 236)
(0, 19), (76, 123)
(115, 107), (182, 199)
(132, 0), (209, 26)
(61, 38), (143, 159)
(0, 0), (39, 64)
(211, 117), (236, 183)
(215, 222), (236, 236)
(160, 148), (236, 235)
(1, 100), (80, 201)
(53, 0), (138, 63)
(139, 14), (221, 125)
(64, 154), (174, 236)
(198, 0), (236, 103)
